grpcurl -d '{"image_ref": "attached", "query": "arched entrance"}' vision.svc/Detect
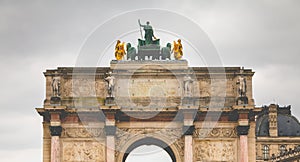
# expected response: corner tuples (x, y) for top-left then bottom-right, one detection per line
(121, 137), (177, 162)
(125, 145), (172, 162)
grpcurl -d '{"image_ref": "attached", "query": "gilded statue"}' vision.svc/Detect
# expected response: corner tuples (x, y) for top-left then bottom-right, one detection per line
(172, 39), (183, 60)
(115, 40), (126, 60)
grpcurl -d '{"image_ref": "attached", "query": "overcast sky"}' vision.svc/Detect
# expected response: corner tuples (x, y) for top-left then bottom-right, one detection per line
(1, 0), (300, 162)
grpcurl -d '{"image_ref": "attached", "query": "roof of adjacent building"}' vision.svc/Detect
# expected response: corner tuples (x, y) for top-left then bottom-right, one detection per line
(256, 105), (300, 137)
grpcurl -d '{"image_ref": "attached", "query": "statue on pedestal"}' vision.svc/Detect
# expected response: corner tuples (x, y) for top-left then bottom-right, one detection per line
(237, 75), (246, 97)
(236, 75), (248, 105)
(52, 78), (60, 97)
(51, 77), (61, 104)
(104, 71), (115, 98)
(184, 75), (193, 97)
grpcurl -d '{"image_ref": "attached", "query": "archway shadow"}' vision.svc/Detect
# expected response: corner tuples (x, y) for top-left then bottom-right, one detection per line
(122, 137), (176, 162)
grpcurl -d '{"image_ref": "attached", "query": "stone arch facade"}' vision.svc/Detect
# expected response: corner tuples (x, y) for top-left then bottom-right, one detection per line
(117, 136), (182, 162)
(37, 61), (262, 162)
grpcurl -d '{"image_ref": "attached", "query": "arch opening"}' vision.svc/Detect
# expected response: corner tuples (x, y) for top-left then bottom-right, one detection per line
(125, 145), (172, 162)
(122, 137), (176, 162)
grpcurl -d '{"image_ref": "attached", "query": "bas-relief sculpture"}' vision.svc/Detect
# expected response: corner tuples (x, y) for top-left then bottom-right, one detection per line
(61, 79), (106, 98)
(128, 79), (168, 97)
(194, 127), (238, 138)
(63, 142), (105, 162)
(61, 128), (105, 138)
(72, 78), (96, 97)
(194, 141), (236, 162)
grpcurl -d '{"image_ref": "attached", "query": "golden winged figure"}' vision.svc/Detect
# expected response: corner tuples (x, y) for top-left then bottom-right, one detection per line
(115, 40), (126, 60)
(172, 39), (183, 60)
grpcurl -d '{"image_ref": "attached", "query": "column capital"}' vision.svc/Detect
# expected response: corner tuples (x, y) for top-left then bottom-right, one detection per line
(236, 125), (250, 136)
(49, 126), (63, 136)
(105, 126), (116, 136)
(182, 125), (195, 135)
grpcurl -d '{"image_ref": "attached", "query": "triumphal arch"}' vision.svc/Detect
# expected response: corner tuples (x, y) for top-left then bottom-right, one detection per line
(36, 21), (263, 162)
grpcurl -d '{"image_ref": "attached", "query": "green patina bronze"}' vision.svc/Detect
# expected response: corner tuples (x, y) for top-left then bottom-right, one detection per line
(137, 20), (161, 60)
(126, 43), (137, 60)
(138, 19), (160, 45)
(161, 43), (172, 60)
(124, 20), (174, 60)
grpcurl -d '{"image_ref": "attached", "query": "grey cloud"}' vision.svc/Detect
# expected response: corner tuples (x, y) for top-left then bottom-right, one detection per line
(1, 1), (300, 162)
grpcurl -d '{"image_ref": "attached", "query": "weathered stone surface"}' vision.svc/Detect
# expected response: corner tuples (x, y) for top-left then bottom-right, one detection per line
(194, 140), (237, 162)
(38, 61), (261, 162)
(43, 63), (255, 109)
(61, 127), (105, 138)
(194, 127), (238, 138)
(62, 141), (105, 162)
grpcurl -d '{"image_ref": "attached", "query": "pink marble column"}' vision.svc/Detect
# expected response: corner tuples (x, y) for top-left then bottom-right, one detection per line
(240, 135), (248, 162)
(237, 125), (250, 162)
(106, 136), (115, 162)
(105, 124), (116, 162)
(184, 135), (193, 162)
(51, 136), (60, 162)
(49, 125), (62, 162)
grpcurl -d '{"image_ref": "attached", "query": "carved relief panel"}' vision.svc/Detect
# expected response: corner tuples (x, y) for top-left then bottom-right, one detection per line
(194, 141), (237, 162)
(61, 127), (105, 138)
(62, 141), (105, 162)
(194, 127), (238, 138)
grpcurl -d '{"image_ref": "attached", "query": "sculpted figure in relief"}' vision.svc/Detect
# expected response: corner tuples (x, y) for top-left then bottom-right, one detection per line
(194, 141), (235, 162)
(63, 142), (104, 162)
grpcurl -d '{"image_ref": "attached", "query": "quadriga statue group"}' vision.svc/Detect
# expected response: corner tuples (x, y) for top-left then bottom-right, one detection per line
(114, 20), (183, 61)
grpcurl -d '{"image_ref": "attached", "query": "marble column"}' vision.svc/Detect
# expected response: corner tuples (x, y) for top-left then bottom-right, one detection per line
(237, 125), (250, 162)
(183, 125), (195, 162)
(49, 126), (62, 162)
(105, 125), (116, 162)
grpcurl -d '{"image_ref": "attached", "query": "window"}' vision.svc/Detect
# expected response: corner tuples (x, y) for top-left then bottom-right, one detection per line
(262, 145), (269, 160)
(279, 145), (287, 155)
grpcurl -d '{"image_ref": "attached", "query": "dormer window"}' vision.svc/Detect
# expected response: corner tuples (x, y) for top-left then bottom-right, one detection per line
(262, 145), (269, 160)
